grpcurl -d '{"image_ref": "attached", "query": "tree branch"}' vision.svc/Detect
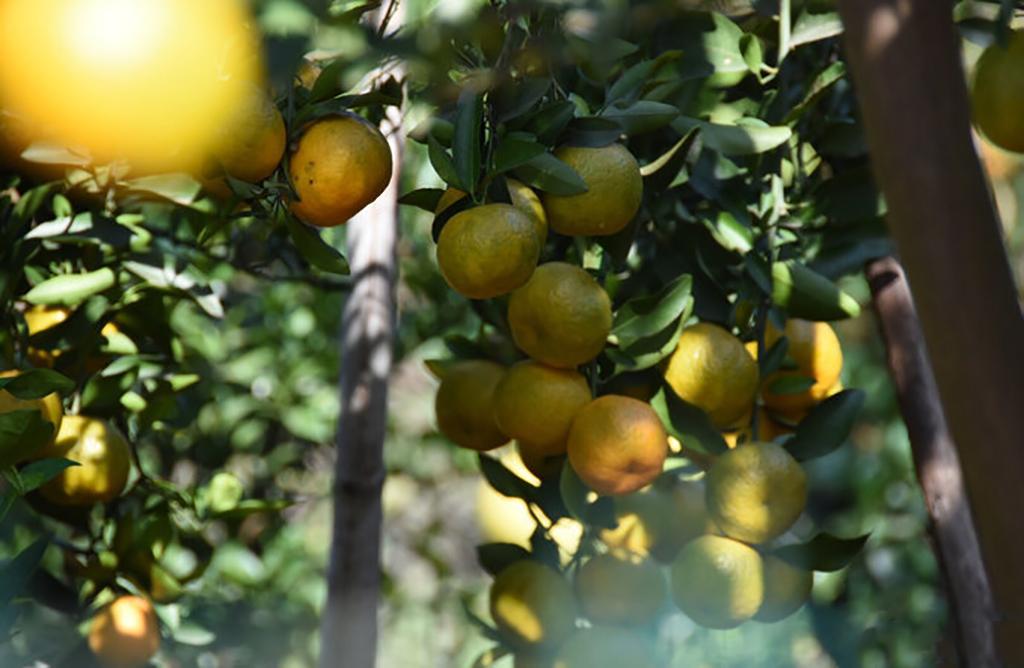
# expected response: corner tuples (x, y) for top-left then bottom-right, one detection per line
(838, 1), (1024, 664)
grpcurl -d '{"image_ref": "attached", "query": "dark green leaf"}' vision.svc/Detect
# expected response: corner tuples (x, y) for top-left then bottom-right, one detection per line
(772, 533), (869, 571)
(758, 337), (789, 377)
(0, 410), (55, 468)
(785, 61), (847, 123)
(17, 458), (78, 492)
(524, 101), (576, 145)
(558, 462), (617, 529)
(0, 369), (74, 399)
(613, 275), (693, 342)
(453, 91), (484, 195)
(639, 127), (697, 177)
(786, 389), (866, 461)
(495, 77), (551, 123)
(772, 261), (861, 321)
(650, 387), (729, 455)
(701, 211), (752, 253)
(606, 317), (686, 373)
(0, 537), (48, 608)
(398, 187), (445, 212)
(790, 11), (844, 50)
(479, 454), (538, 502)
(600, 100), (679, 136)
(765, 374), (816, 395)
(476, 543), (532, 577)
(23, 268), (116, 306)
(493, 138), (547, 174)
(286, 218), (350, 275)
(512, 153), (587, 196)
(677, 117), (792, 156)
(428, 136), (463, 190)
(562, 117), (622, 148)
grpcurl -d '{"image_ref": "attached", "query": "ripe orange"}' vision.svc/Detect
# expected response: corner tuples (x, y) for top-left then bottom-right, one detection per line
(0, 369), (64, 463)
(490, 560), (577, 648)
(759, 319), (842, 420)
(600, 478), (713, 562)
(507, 263), (612, 369)
(972, 30), (1024, 153)
(436, 179), (548, 243)
(433, 360), (507, 451)
(35, 415), (132, 506)
(566, 395), (668, 496)
(670, 534), (764, 629)
(289, 115), (392, 227)
(755, 554), (813, 622)
(88, 595), (160, 668)
(494, 361), (591, 456)
(436, 204), (541, 299)
(574, 551), (667, 625)
(663, 322), (758, 429)
(542, 144), (642, 237)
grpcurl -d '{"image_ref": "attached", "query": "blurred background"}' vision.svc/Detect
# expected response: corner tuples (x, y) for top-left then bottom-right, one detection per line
(3, 0), (1023, 666)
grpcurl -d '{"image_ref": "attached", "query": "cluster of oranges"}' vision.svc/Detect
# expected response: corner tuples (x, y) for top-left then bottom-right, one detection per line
(428, 139), (848, 663)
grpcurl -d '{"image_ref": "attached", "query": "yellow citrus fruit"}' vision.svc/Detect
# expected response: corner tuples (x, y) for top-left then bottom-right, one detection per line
(475, 450), (582, 564)
(437, 203), (541, 299)
(706, 441), (807, 544)
(508, 263), (612, 369)
(972, 30), (1024, 153)
(552, 627), (659, 668)
(0, 0), (261, 173)
(759, 319), (842, 420)
(213, 83), (285, 183)
(494, 361), (591, 455)
(723, 407), (793, 448)
(542, 144), (642, 237)
(35, 415), (132, 506)
(289, 115), (392, 227)
(434, 360), (507, 451)
(566, 395), (668, 496)
(436, 179), (548, 243)
(663, 322), (758, 429)
(670, 534), (764, 629)
(88, 595), (160, 668)
(23, 305), (72, 367)
(600, 478), (713, 562)
(574, 552), (667, 625)
(490, 560), (577, 648)
(755, 554), (813, 623)
(0, 370), (64, 463)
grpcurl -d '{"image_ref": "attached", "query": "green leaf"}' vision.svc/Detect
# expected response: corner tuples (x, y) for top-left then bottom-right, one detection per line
(650, 387), (729, 455)
(20, 142), (90, 166)
(563, 117), (622, 148)
(790, 10), (844, 50)
(640, 127), (697, 177)
(600, 100), (679, 136)
(286, 218), (350, 275)
(558, 462), (617, 529)
(0, 368), (74, 399)
(23, 268), (116, 306)
(785, 61), (846, 123)
(476, 543), (532, 577)
(172, 622), (217, 647)
(453, 90), (484, 195)
(765, 375), (816, 395)
(308, 59), (349, 102)
(771, 261), (861, 321)
(126, 173), (202, 205)
(606, 317), (687, 373)
(740, 33), (764, 75)
(17, 458), (78, 493)
(479, 454), (538, 502)
(495, 77), (551, 123)
(786, 389), (866, 461)
(512, 153), (588, 196)
(613, 275), (693, 342)
(212, 542), (266, 587)
(701, 211), (752, 253)
(0, 537), (48, 608)
(675, 13), (747, 86)
(771, 533), (869, 572)
(493, 138), (547, 174)
(428, 136), (463, 190)
(758, 337), (789, 377)
(678, 117), (792, 156)
(398, 187), (445, 212)
(524, 101), (576, 145)
(0, 410), (55, 467)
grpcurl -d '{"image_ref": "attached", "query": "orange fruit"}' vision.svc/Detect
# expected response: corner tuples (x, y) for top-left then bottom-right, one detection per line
(88, 595), (160, 668)
(434, 360), (507, 451)
(705, 441), (807, 544)
(437, 204), (541, 299)
(289, 114), (392, 227)
(508, 263), (612, 369)
(574, 551), (666, 625)
(670, 535), (764, 629)
(35, 415), (132, 506)
(490, 560), (577, 648)
(542, 144), (642, 237)
(755, 554), (813, 623)
(566, 395), (668, 496)
(436, 179), (548, 243)
(663, 322), (758, 429)
(0, 369), (64, 463)
(494, 361), (591, 456)
(213, 83), (286, 182)
(600, 478), (713, 562)
(972, 30), (1024, 153)
(759, 319), (842, 420)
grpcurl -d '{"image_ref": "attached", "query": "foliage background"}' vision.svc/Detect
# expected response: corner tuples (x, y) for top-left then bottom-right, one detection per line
(2, 0), (1023, 667)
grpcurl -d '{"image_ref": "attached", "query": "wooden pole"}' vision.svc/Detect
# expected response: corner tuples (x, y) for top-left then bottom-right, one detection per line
(318, 12), (404, 665)
(867, 256), (997, 666)
(838, 1), (1024, 663)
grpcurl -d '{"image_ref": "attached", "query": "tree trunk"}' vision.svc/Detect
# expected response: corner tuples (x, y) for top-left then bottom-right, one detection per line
(318, 18), (405, 667)
(867, 256), (996, 666)
(838, 1), (1024, 664)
